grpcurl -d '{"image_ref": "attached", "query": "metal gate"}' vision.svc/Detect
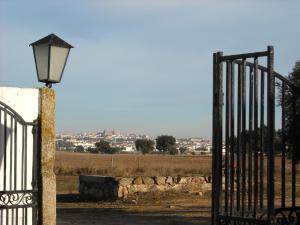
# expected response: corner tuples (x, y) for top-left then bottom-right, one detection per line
(212, 46), (300, 225)
(0, 101), (39, 225)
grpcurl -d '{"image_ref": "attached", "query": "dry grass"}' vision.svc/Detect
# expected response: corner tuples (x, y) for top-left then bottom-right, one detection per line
(55, 151), (212, 177)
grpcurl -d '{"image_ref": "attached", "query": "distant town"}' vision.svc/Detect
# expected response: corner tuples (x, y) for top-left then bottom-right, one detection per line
(56, 129), (212, 154)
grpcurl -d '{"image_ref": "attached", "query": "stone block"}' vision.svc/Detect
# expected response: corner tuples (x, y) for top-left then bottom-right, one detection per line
(178, 177), (187, 184)
(103, 187), (110, 198)
(173, 176), (180, 183)
(123, 187), (129, 196)
(205, 176), (212, 183)
(135, 184), (148, 193)
(191, 177), (201, 183)
(96, 189), (104, 199)
(166, 176), (173, 185)
(143, 177), (155, 185)
(171, 184), (181, 190)
(80, 175), (113, 184)
(79, 183), (84, 193)
(186, 177), (193, 183)
(128, 185), (138, 194)
(155, 176), (166, 185)
(117, 186), (124, 198)
(119, 178), (133, 186)
(133, 176), (143, 185)
(83, 186), (88, 196)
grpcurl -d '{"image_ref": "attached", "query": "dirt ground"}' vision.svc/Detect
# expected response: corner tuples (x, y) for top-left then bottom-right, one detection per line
(56, 191), (211, 225)
(57, 208), (211, 225)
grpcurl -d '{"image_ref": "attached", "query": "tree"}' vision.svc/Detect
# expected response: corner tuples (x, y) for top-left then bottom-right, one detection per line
(95, 140), (120, 154)
(278, 60), (300, 161)
(135, 139), (155, 154)
(179, 147), (188, 154)
(156, 135), (177, 154)
(95, 140), (110, 153)
(86, 147), (98, 154)
(56, 140), (74, 150)
(168, 146), (178, 155)
(74, 145), (84, 153)
(109, 147), (121, 154)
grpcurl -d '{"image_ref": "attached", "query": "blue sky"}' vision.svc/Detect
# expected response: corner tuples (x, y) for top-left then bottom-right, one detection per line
(0, 0), (299, 138)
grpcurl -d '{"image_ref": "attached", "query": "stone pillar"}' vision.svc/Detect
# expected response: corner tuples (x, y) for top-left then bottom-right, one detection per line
(39, 88), (56, 225)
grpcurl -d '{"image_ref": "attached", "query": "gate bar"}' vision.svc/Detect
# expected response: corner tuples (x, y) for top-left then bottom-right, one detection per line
(230, 61), (235, 216)
(220, 51), (268, 61)
(225, 61), (231, 214)
(253, 57), (259, 217)
(241, 59), (247, 216)
(292, 93), (296, 207)
(281, 82), (286, 208)
(267, 45), (275, 220)
(260, 70), (265, 210)
(236, 63), (242, 212)
(248, 66), (253, 211)
(212, 51), (223, 225)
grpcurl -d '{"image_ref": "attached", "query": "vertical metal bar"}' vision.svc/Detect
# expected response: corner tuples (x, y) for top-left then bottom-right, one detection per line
(21, 125), (25, 190)
(12, 209), (14, 225)
(218, 53), (224, 221)
(32, 123), (39, 225)
(16, 209), (18, 225)
(6, 209), (8, 225)
(281, 82), (286, 208)
(33, 207), (37, 225)
(10, 116), (13, 190)
(14, 118), (17, 190)
(253, 57), (259, 216)
(236, 63), (242, 212)
(32, 125), (37, 189)
(241, 59), (247, 216)
(267, 46), (275, 220)
(4, 111), (7, 191)
(23, 209), (25, 225)
(25, 208), (28, 225)
(292, 91), (296, 208)
(248, 66), (253, 211)
(230, 61), (235, 216)
(24, 125), (28, 189)
(225, 61), (231, 214)
(260, 70), (265, 210)
(212, 52), (217, 225)
(212, 51), (223, 225)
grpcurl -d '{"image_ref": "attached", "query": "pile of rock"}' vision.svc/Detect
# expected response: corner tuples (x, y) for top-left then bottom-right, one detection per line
(79, 175), (212, 200)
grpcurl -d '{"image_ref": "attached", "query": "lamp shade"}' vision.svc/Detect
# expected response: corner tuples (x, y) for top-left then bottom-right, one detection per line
(30, 34), (73, 86)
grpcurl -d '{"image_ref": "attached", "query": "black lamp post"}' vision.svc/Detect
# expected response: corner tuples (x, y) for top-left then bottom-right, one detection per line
(30, 33), (73, 88)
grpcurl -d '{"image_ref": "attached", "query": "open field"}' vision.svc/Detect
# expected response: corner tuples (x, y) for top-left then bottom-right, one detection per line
(55, 151), (212, 177)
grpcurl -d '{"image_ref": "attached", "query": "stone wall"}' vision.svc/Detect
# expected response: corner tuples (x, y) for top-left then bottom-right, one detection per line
(79, 175), (212, 199)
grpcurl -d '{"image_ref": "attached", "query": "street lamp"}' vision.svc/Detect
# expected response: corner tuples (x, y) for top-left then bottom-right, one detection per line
(30, 33), (73, 88)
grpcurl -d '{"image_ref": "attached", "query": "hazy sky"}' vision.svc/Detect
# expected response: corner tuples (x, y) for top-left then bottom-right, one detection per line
(0, 0), (299, 138)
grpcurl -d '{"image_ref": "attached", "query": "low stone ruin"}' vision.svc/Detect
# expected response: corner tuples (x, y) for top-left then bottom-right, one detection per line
(79, 175), (212, 199)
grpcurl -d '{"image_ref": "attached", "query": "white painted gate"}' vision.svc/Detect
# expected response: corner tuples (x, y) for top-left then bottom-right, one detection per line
(0, 87), (39, 225)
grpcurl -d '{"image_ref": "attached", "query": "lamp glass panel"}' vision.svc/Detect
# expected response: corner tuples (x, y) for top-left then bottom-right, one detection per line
(49, 46), (69, 82)
(33, 44), (49, 81)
